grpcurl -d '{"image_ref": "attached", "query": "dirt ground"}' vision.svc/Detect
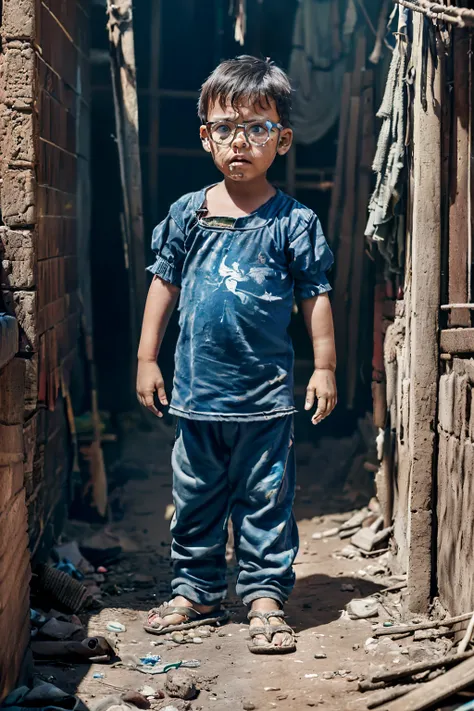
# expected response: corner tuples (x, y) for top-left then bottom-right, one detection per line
(36, 416), (415, 711)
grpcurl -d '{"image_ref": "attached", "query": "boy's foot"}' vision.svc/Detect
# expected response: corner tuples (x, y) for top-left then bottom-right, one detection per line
(146, 596), (224, 632)
(248, 597), (296, 652)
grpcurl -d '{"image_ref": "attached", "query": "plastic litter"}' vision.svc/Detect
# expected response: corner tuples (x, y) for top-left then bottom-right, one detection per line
(106, 621), (126, 633)
(92, 673), (105, 679)
(138, 655), (161, 666)
(136, 659), (201, 675)
(54, 559), (84, 581)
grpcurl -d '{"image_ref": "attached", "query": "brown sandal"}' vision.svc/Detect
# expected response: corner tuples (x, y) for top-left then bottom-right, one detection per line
(144, 601), (230, 636)
(247, 610), (296, 654)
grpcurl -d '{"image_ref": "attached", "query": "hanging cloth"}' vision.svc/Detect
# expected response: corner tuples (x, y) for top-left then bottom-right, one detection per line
(288, 0), (357, 145)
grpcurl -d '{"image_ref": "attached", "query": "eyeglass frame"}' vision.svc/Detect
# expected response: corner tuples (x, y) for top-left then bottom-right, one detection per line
(204, 119), (284, 147)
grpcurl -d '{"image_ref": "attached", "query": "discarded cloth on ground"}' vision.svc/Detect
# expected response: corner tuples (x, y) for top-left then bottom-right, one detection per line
(0, 683), (89, 711)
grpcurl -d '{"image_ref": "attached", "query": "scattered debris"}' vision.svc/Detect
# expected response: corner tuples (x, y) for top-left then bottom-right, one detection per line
(346, 597), (379, 620)
(373, 611), (474, 638)
(243, 702), (257, 710)
(107, 621), (126, 633)
(165, 669), (198, 700)
(31, 636), (115, 662)
(314, 653), (327, 659)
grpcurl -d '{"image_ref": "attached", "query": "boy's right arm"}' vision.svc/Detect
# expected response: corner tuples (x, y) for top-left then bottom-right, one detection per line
(136, 275), (180, 417)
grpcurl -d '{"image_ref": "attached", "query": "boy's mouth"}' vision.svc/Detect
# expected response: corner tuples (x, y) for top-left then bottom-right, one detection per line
(229, 156), (251, 165)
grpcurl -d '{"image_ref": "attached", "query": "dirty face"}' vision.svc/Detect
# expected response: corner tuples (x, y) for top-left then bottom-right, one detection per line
(199, 98), (293, 182)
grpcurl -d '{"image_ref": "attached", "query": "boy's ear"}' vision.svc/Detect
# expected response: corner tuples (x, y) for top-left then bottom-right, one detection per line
(199, 125), (212, 153)
(277, 128), (293, 156)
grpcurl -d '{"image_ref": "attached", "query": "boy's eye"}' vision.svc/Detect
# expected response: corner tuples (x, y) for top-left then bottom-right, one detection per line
(213, 123), (232, 136)
(248, 123), (267, 135)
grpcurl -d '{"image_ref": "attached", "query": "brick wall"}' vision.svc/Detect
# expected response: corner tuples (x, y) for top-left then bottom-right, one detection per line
(0, 0), (90, 697)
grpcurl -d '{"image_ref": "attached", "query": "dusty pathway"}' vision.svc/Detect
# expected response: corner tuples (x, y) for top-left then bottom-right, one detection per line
(40, 419), (402, 711)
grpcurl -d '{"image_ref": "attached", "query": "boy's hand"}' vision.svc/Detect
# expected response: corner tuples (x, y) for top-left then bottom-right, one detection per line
(137, 360), (168, 417)
(304, 369), (337, 425)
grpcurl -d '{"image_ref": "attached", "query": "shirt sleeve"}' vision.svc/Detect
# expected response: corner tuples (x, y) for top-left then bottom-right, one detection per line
(146, 214), (186, 287)
(288, 214), (334, 300)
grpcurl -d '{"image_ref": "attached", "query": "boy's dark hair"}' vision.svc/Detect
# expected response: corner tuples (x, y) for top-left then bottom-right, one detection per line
(198, 55), (292, 127)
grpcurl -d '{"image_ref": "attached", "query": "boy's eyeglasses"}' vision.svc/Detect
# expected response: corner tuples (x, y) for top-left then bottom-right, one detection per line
(205, 119), (283, 147)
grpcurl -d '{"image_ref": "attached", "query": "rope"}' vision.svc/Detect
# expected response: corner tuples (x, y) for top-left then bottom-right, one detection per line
(394, 0), (474, 27)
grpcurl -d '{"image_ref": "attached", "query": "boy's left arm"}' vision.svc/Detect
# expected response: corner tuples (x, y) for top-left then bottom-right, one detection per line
(301, 293), (337, 425)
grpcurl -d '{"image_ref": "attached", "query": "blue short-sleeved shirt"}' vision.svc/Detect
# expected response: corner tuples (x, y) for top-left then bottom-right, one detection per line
(148, 187), (334, 422)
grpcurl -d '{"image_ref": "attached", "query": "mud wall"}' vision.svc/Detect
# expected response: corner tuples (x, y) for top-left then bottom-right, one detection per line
(437, 360), (474, 615)
(0, 0), (90, 696)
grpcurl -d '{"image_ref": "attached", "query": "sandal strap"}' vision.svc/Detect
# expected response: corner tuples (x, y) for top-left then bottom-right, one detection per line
(148, 602), (200, 624)
(248, 610), (285, 622)
(248, 623), (294, 643)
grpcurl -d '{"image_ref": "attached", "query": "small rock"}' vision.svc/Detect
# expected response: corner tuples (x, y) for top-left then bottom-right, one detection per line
(264, 687), (281, 692)
(171, 632), (185, 644)
(215, 645), (221, 650)
(138, 686), (156, 698)
(304, 674), (318, 679)
(314, 653), (327, 659)
(346, 597), (379, 620)
(340, 584), (355, 592)
(243, 703), (256, 711)
(337, 670), (351, 678)
(352, 644), (360, 651)
(346, 675), (359, 682)
(122, 691), (150, 709)
(165, 669), (198, 701)
(276, 695), (288, 701)
(200, 629), (211, 638)
(217, 630), (228, 637)
(322, 672), (335, 680)
(188, 630), (196, 638)
(193, 636), (203, 644)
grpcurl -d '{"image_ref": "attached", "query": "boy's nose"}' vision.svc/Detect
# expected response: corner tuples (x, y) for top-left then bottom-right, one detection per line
(231, 127), (249, 149)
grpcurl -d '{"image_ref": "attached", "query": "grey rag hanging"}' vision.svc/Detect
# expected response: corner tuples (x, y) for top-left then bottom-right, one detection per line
(288, 0), (357, 145)
(365, 7), (409, 276)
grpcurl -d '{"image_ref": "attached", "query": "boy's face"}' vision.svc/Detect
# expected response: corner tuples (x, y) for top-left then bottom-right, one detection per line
(199, 97), (293, 182)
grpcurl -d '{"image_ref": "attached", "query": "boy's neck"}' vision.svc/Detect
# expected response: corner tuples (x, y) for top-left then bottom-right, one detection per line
(223, 175), (275, 204)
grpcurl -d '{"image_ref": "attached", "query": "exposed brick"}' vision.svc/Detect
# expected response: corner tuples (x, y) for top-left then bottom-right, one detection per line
(3, 44), (35, 109)
(2, 0), (36, 39)
(0, 463), (25, 510)
(0, 227), (35, 289)
(0, 169), (36, 226)
(3, 109), (35, 166)
(1, 290), (37, 352)
(0, 357), (25, 425)
(0, 424), (24, 466)
(24, 354), (38, 415)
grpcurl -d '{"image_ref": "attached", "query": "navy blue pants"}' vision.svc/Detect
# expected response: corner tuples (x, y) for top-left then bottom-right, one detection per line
(170, 416), (298, 606)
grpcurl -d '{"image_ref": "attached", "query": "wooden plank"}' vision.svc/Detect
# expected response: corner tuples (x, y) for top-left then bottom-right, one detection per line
(449, 28), (471, 327)
(381, 655), (474, 710)
(440, 328), (474, 354)
(407, 12), (441, 613)
(327, 72), (351, 247)
(347, 75), (374, 408)
(148, 0), (161, 223)
(107, 0), (147, 395)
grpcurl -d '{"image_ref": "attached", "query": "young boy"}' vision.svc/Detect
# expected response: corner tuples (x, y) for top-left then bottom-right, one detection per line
(137, 56), (336, 654)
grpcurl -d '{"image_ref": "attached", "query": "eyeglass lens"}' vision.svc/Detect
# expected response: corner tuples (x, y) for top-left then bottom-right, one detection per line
(209, 121), (271, 146)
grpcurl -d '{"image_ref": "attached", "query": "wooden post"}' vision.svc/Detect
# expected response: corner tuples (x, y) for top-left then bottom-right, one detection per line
(148, 0), (161, 224)
(407, 14), (441, 613)
(448, 28), (471, 327)
(107, 0), (147, 396)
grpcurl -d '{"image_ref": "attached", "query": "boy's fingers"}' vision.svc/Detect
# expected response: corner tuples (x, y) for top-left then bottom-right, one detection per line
(305, 387), (315, 411)
(312, 396), (328, 424)
(157, 382), (168, 406)
(144, 392), (162, 417)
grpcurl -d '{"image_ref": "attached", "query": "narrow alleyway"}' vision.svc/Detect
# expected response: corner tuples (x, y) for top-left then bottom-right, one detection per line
(30, 418), (414, 711)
